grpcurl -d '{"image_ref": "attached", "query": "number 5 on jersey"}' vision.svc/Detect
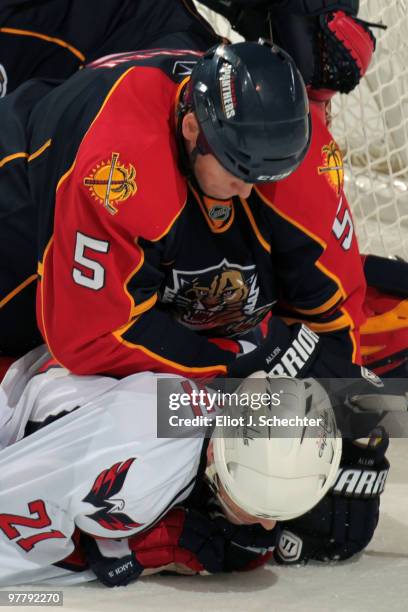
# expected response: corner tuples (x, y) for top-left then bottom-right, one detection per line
(73, 231), (110, 290)
(332, 197), (354, 251)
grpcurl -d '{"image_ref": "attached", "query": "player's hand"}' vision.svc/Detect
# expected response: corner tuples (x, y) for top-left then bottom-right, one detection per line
(82, 508), (207, 587)
(179, 506), (280, 573)
(210, 514), (281, 572)
(81, 533), (144, 587)
(273, 428), (390, 564)
(82, 508), (212, 587)
(137, 506), (278, 575)
(226, 317), (320, 378)
(82, 505), (281, 586)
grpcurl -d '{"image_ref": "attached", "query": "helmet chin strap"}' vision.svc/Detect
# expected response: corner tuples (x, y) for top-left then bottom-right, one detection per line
(177, 122), (228, 201)
(189, 127), (213, 169)
(176, 100), (207, 193)
(189, 145), (200, 168)
(176, 98), (235, 201)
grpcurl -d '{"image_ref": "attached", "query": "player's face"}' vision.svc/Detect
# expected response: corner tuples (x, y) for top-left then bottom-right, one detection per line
(181, 112), (253, 200)
(193, 153), (253, 200)
(216, 480), (277, 531)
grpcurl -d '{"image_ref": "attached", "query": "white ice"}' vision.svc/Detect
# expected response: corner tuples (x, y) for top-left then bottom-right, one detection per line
(1, 440), (407, 612)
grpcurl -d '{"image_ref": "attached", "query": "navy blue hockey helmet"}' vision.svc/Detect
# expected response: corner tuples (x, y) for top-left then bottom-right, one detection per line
(187, 40), (311, 183)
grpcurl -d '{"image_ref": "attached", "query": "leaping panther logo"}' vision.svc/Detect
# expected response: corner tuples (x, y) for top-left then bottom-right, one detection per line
(161, 259), (274, 337)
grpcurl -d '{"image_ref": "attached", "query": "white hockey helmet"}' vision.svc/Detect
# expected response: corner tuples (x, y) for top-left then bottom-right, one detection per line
(206, 373), (342, 521)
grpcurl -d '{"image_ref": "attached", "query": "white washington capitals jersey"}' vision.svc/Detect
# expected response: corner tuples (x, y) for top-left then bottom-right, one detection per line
(0, 347), (205, 586)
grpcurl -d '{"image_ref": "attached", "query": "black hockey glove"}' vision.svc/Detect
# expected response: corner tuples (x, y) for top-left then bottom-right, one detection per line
(179, 507), (280, 573)
(211, 514), (281, 572)
(226, 316), (379, 381)
(226, 317), (320, 378)
(273, 428), (389, 564)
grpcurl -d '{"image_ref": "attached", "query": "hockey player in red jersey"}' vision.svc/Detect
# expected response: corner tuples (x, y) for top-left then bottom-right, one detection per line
(0, 40), (369, 384)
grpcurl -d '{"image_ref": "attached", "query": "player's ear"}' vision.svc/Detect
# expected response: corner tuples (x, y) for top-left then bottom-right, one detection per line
(181, 112), (199, 145)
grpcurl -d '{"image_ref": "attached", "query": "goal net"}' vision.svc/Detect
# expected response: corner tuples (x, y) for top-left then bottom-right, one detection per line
(193, 0), (408, 259)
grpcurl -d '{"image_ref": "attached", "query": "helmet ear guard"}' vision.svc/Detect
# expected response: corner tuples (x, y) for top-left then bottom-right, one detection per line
(207, 374), (342, 521)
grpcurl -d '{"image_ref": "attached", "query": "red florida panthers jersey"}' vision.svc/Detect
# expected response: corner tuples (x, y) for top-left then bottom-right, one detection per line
(20, 49), (366, 377)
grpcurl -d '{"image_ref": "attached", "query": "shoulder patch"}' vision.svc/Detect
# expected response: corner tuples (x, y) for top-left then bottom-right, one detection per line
(318, 140), (344, 196)
(84, 152), (137, 215)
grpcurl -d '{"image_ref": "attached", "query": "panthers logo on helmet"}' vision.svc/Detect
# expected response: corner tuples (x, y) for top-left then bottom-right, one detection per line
(219, 62), (237, 119)
(83, 458), (143, 531)
(318, 140), (344, 195)
(84, 152), (137, 215)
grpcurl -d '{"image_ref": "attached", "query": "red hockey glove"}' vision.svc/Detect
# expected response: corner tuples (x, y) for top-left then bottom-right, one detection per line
(308, 10), (376, 99)
(274, 428), (389, 564)
(81, 508), (206, 587)
(82, 506), (279, 587)
(329, 11), (375, 76)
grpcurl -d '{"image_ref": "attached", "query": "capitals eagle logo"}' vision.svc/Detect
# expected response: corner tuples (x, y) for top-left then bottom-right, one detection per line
(83, 458), (143, 531)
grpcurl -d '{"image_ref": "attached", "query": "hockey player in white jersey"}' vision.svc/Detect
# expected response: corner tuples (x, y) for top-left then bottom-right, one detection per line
(0, 346), (344, 587)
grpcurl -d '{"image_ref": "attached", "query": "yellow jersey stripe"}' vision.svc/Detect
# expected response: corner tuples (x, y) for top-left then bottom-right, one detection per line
(0, 27), (85, 61)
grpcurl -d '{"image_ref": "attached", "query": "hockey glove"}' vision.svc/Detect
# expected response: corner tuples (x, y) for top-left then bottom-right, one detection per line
(178, 507), (279, 573)
(83, 506), (280, 586)
(225, 317), (376, 380)
(273, 428), (389, 564)
(209, 513), (280, 572)
(226, 317), (320, 378)
(81, 509), (209, 587)
(81, 533), (144, 587)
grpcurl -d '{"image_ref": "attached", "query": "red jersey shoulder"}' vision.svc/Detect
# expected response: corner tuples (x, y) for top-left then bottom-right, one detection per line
(257, 103), (346, 243)
(73, 66), (187, 241)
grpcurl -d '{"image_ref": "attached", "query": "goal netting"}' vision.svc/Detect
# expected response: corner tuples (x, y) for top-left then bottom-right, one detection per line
(193, 0), (408, 259)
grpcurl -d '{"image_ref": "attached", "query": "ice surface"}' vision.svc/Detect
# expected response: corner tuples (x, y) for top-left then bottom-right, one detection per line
(1, 440), (407, 612)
